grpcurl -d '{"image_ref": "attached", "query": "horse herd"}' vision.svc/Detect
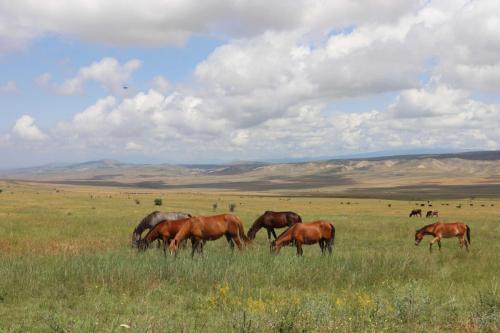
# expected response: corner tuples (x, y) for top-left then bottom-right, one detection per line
(131, 210), (471, 256)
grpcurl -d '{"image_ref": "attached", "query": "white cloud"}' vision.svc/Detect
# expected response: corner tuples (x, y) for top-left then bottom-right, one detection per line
(0, 80), (17, 92)
(125, 141), (144, 151)
(37, 58), (142, 95)
(150, 76), (170, 93)
(12, 115), (47, 141)
(2, 0), (500, 161)
(0, 1), (419, 54)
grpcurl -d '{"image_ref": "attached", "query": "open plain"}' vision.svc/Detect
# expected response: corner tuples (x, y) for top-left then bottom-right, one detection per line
(0, 180), (498, 332)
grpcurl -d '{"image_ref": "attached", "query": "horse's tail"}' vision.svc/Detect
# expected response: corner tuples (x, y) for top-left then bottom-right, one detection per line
(296, 213), (302, 223)
(466, 225), (471, 245)
(329, 223), (336, 247)
(234, 216), (251, 244)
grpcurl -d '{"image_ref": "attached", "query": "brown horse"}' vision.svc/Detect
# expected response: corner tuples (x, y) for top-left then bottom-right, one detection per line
(271, 221), (335, 256)
(131, 211), (191, 248)
(409, 209), (422, 217)
(137, 218), (198, 256)
(425, 210), (439, 218)
(169, 214), (250, 256)
(415, 222), (470, 252)
(247, 211), (302, 241)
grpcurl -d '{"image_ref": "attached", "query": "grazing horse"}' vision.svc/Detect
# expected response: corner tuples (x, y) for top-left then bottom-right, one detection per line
(270, 221), (335, 256)
(137, 218), (195, 256)
(415, 222), (470, 252)
(247, 211), (302, 241)
(132, 211), (191, 247)
(426, 210), (439, 218)
(409, 209), (422, 217)
(169, 214), (250, 256)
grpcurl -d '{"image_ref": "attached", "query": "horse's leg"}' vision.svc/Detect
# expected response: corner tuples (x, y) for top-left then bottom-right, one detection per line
(271, 228), (278, 240)
(296, 242), (303, 256)
(319, 240), (325, 255)
(162, 237), (168, 256)
(327, 240), (333, 255)
(437, 239), (442, 251)
(157, 239), (162, 249)
(225, 234), (235, 251)
(429, 237), (439, 252)
(266, 228), (272, 242)
(232, 235), (243, 250)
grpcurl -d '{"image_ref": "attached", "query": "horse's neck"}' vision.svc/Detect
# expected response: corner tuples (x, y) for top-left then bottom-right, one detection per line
(276, 231), (293, 247)
(424, 225), (437, 236)
(250, 217), (263, 231)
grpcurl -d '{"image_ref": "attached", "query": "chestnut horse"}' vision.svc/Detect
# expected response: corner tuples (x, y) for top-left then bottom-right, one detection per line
(169, 214), (250, 256)
(137, 218), (199, 256)
(415, 222), (470, 252)
(247, 211), (302, 241)
(132, 211), (191, 247)
(271, 221), (335, 256)
(409, 209), (422, 217)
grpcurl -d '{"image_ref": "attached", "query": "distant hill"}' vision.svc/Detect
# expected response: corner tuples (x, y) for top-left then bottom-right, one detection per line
(1, 151), (499, 198)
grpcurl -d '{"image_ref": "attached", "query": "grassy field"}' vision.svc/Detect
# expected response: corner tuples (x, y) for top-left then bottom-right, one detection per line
(0, 181), (498, 332)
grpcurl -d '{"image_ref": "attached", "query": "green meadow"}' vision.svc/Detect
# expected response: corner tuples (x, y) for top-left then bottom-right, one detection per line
(0, 182), (498, 332)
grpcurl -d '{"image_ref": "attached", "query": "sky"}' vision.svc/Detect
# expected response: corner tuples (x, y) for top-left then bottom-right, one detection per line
(0, 0), (499, 168)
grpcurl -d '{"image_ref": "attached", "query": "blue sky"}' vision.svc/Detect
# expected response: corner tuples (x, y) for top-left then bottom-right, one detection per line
(0, 1), (499, 168)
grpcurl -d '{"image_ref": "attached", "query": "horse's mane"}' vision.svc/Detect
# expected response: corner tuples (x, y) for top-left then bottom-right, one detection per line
(134, 211), (161, 233)
(417, 223), (437, 232)
(275, 224), (298, 244)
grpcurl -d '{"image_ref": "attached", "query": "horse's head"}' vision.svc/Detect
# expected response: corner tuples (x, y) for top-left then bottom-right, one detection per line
(137, 238), (150, 251)
(414, 229), (424, 245)
(270, 240), (279, 254)
(131, 232), (141, 248)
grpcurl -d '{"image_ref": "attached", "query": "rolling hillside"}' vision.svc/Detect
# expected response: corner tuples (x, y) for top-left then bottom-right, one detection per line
(1, 151), (499, 198)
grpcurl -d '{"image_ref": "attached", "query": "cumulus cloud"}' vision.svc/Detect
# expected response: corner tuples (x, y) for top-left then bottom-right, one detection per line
(150, 76), (170, 93)
(37, 57), (142, 95)
(2, 0), (500, 161)
(12, 115), (47, 141)
(0, 0), (419, 54)
(0, 80), (17, 92)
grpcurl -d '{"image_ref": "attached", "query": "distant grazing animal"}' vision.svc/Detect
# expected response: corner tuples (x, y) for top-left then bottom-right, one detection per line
(169, 214), (250, 256)
(409, 209), (422, 217)
(271, 221), (335, 256)
(137, 218), (197, 256)
(247, 211), (302, 241)
(415, 222), (470, 252)
(425, 210), (439, 218)
(132, 211), (191, 247)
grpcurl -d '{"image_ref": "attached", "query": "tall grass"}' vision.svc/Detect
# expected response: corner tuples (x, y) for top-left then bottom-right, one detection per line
(0, 182), (498, 332)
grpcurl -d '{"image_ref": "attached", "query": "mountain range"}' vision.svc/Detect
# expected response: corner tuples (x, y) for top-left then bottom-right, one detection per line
(1, 151), (499, 199)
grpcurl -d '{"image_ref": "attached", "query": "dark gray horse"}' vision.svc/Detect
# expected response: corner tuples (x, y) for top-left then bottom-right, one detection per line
(132, 211), (192, 247)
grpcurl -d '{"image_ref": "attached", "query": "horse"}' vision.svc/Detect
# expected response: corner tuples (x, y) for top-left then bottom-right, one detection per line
(415, 222), (470, 252)
(247, 211), (302, 241)
(169, 214), (250, 256)
(432, 211), (439, 217)
(131, 211), (191, 247)
(409, 209), (422, 217)
(270, 221), (335, 256)
(425, 210), (433, 218)
(137, 218), (197, 256)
